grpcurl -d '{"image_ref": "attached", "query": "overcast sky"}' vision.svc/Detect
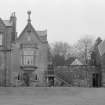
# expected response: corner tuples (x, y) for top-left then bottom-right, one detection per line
(0, 0), (105, 44)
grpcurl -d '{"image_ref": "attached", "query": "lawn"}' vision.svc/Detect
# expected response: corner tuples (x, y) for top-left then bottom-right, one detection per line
(0, 87), (105, 105)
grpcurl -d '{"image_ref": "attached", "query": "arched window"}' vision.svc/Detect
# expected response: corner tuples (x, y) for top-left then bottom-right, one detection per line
(34, 74), (39, 81)
(35, 74), (37, 80)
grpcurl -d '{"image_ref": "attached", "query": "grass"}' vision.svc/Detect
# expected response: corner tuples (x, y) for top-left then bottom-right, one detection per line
(0, 87), (105, 105)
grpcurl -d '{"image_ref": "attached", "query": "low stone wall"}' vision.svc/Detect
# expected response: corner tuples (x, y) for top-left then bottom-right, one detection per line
(54, 65), (100, 87)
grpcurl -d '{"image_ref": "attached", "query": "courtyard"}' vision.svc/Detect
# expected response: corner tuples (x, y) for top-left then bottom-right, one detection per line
(0, 87), (105, 105)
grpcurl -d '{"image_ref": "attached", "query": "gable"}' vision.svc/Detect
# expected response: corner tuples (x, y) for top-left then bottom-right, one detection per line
(17, 23), (42, 44)
(71, 59), (83, 65)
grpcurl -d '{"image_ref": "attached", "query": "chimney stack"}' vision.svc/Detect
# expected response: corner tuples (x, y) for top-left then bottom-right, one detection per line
(10, 12), (17, 42)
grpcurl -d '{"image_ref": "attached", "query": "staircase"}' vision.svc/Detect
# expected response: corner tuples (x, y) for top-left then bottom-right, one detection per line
(54, 70), (72, 86)
(45, 65), (73, 86)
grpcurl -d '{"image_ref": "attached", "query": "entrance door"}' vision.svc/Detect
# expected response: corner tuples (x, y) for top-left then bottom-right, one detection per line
(48, 77), (54, 87)
(92, 73), (100, 87)
(23, 73), (30, 86)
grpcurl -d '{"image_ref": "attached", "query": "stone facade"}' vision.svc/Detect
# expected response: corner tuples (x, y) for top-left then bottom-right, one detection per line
(52, 65), (101, 87)
(0, 11), (104, 87)
(0, 12), (16, 86)
(0, 11), (49, 87)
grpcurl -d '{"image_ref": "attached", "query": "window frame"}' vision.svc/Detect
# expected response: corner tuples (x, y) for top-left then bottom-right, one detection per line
(21, 47), (36, 66)
(23, 55), (34, 65)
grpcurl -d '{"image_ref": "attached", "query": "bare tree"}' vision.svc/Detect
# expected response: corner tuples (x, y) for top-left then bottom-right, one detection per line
(49, 36), (94, 65)
(49, 41), (72, 66)
(50, 41), (71, 58)
(72, 36), (94, 64)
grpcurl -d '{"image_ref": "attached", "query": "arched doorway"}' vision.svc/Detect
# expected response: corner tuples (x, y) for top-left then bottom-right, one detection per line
(23, 72), (30, 86)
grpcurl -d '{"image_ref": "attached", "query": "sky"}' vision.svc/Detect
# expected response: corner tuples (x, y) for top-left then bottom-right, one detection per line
(0, 0), (105, 45)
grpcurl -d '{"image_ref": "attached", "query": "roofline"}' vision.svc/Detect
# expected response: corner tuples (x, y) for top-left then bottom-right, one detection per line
(0, 18), (6, 27)
(16, 23), (47, 44)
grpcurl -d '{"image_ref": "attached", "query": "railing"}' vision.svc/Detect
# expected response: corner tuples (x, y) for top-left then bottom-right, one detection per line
(55, 70), (72, 84)
(45, 69), (72, 86)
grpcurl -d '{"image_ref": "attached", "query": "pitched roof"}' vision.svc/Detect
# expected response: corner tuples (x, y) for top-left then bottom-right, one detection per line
(71, 59), (83, 65)
(98, 40), (105, 56)
(17, 11), (48, 44)
(3, 20), (12, 27)
(17, 22), (47, 43)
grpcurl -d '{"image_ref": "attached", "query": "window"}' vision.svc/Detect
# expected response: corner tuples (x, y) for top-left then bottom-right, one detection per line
(35, 74), (38, 80)
(34, 74), (39, 81)
(21, 48), (34, 65)
(0, 33), (3, 46)
(23, 56), (33, 65)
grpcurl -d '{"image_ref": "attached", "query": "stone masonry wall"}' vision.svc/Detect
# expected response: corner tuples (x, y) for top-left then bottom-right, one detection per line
(55, 66), (99, 87)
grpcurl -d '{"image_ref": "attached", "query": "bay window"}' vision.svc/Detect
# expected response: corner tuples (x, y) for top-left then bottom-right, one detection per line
(21, 48), (35, 66)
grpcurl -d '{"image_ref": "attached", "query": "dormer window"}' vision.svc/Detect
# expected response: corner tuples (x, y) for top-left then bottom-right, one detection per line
(0, 32), (3, 46)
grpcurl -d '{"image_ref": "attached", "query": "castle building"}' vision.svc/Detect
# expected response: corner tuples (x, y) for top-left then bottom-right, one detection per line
(0, 11), (105, 87)
(0, 11), (49, 87)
